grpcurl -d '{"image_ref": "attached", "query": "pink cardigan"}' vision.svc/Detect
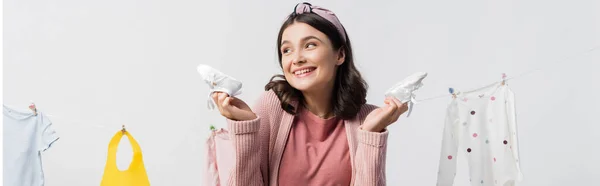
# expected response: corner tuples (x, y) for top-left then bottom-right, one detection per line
(226, 90), (388, 186)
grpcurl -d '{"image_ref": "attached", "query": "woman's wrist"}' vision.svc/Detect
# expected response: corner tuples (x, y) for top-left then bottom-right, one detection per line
(238, 113), (257, 121)
(361, 125), (385, 133)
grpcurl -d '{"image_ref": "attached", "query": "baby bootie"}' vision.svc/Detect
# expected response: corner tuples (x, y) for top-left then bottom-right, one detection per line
(197, 64), (243, 110)
(384, 72), (428, 117)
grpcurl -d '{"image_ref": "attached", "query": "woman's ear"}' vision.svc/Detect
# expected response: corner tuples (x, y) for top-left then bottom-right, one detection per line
(336, 47), (346, 66)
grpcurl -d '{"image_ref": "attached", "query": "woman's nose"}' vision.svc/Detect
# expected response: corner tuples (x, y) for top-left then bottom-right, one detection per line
(292, 51), (306, 65)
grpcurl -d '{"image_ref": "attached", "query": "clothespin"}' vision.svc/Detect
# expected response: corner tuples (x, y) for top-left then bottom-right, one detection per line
(28, 101), (38, 116)
(501, 73), (507, 85)
(449, 88), (457, 98)
(121, 125), (127, 134)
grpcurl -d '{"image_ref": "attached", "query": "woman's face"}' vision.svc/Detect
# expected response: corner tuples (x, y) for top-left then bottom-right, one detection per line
(279, 22), (345, 93)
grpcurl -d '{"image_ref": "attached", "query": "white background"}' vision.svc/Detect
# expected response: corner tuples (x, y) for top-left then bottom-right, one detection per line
(3, 0), (599, 185)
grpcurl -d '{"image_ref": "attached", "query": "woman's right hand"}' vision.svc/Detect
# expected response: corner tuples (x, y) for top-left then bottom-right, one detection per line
(212, 92), (257, 121)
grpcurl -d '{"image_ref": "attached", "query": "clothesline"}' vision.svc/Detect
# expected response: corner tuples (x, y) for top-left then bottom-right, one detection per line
(1, 103), (110, 129)
(415, 45), (600, 103)
(46, 114), (109, 129)
(41, 45), (600, 128)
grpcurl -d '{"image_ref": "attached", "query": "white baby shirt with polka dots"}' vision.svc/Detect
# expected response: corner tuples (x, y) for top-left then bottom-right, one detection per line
(437, 82), (523, 186)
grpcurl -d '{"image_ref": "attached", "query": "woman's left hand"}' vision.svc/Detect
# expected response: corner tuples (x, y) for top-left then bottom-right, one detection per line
(362, 97), (409, 132)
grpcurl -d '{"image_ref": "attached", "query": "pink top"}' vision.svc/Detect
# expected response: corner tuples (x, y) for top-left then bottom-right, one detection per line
(278, 107), (352, 185)
(226, 90), (389, 186)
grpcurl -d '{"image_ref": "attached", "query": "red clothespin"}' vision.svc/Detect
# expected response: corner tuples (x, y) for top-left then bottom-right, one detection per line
(501, 73), (507, 85)
(28, 102), (38, 116)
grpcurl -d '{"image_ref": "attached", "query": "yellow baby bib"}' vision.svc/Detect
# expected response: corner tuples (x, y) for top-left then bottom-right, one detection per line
(100, 130), (150, 186)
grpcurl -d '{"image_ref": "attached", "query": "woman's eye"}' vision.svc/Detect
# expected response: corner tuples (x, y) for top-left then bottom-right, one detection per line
(306, 43), (316, 49)
(282, 48), (291, 54)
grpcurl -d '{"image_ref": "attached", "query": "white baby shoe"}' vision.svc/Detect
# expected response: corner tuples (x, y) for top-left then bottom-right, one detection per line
(384, 72), (428, 117)
(197, 64), (243, 110)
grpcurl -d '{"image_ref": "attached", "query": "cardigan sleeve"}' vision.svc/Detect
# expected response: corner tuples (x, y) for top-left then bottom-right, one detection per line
(353, 104), (389, 186)
(354, 127), (389, 186)
(226, 91), (279, 186)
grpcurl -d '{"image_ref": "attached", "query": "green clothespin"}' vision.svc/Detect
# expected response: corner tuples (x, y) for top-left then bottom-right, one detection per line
(210, 125), (216, 131)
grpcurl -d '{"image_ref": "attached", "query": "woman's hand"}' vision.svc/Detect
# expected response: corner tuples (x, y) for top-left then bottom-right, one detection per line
(362, 97), (409, 132)
(212, 92), (257, 121)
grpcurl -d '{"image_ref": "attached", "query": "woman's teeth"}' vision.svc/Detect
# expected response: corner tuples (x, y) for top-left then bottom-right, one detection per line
(295, 68), (314, 75)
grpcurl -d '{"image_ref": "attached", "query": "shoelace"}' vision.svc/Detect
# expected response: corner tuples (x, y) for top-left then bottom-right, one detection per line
(406, 91), (418, 117)
(393, 87), (419, 117)
(205, 72), (220, 110)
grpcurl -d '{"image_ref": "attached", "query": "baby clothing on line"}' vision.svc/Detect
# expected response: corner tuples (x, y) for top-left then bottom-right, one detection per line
(3, 104), (59, 186)
(204, 128), (235, 186)
(436, 82), (523, 186)
(100, 130), (151, 186)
